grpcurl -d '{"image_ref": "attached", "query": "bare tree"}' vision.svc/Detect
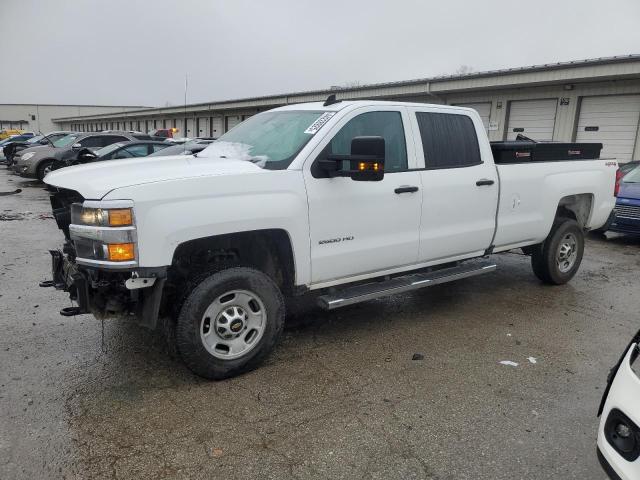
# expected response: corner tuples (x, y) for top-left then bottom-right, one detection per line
(454, 65), (474, 75)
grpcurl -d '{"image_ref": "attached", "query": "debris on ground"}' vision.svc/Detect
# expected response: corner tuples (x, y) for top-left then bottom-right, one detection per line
(0, 211), (54, 221)
(527, 357), (537, 364)
(0, 188), (22, 196)
(0, 213), (23, 221)
(211, 448), (224, 458)
(499, 360), (519, 367)
(412, 353), (424, 361)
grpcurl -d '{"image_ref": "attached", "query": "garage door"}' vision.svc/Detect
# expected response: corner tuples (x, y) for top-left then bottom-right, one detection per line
(196, 117), (208, 137)
(576, 95), (640, 162)
(454, 102), (491, 131)
(185, 118), (195, 137)
(506, 98), (558, 141)
(225, 115), (242, 132)
(210, 116), (223, 137)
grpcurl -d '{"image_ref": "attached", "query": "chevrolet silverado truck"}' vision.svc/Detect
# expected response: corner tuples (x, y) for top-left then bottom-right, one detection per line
(42, 98), (617, 379)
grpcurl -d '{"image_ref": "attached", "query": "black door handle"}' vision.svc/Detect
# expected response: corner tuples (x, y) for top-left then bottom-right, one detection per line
(395, 186), (419, 194)
(476, 179), (495, 186)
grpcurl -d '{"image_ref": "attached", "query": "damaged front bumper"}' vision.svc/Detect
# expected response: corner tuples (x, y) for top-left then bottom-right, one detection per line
(44, 249), (167, 329)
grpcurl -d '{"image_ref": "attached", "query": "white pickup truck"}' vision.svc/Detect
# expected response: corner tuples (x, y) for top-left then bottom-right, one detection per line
(43, 99), (616, 379)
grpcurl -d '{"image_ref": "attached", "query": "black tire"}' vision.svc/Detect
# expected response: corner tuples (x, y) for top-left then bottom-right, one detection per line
(175, 267), (285, 380)
(36, 159), (54, 181)
(531, 218), (584, 285)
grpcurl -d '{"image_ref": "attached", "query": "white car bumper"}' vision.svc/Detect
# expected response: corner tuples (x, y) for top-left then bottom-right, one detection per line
(597, 336), (640, 480)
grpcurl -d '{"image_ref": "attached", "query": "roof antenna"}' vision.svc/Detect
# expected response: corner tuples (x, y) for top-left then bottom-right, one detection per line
(323, 94), (341, 107)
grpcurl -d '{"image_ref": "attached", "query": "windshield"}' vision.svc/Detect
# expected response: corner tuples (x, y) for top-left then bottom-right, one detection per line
(623, 165), (640, 183)
(26, 135), (44, 144)
(198, 111), (326, 169)
(53, 134), (80, 148)
(95, 142), (124, 157)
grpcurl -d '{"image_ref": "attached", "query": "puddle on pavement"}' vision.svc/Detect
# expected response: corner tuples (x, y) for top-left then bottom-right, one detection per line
(0, 211), (53, 221)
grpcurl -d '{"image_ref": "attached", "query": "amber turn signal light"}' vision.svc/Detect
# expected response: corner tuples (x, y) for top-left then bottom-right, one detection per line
(107, 243), (135, 261)
(108, 208), (133, 226)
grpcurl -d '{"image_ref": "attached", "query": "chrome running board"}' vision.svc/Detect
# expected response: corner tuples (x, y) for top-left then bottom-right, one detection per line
(317, 261), (497, 310)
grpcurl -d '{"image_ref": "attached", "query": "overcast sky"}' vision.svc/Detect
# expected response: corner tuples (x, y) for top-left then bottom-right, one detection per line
(2, 0), (639, 107)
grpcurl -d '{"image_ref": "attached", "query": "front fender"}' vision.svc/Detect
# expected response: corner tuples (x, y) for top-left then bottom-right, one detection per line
(103, 170), (312, 286)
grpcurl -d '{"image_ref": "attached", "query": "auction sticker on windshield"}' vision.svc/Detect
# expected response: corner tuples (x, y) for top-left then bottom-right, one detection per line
(304, 112), (336, 135)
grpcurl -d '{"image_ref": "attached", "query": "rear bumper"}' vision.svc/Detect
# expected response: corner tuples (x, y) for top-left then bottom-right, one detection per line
(609, 207), (640, 235)
(609, 218), (640, 235)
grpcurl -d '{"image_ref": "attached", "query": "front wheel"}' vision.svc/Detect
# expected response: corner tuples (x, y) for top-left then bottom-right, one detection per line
(175, 267), (285, 380)
(531, 218), (584, 285)
(37, 160), (54, 181)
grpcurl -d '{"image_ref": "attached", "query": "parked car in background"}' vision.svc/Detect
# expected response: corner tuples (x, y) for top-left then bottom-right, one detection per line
(149, 128), (178, 139)
(147, 139), (215, 157)
(597, 328), (640, 480)
(3, 131), (74, 166)
(0, 136), (20, 148)
(0, 133), (39, 162)
(591, 160), (640, 234)
(0, 129), (32, 140)
(13, 131), (152, 180)
(608, 165), (640, 236)
(49, 140), (171, 172)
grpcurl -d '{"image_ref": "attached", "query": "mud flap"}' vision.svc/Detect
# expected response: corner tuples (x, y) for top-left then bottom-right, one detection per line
(137, 278), (166, 330)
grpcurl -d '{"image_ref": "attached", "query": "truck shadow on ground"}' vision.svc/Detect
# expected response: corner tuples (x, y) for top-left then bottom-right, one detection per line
(588, 231), (640, 247)
(78, 253), (566, 387)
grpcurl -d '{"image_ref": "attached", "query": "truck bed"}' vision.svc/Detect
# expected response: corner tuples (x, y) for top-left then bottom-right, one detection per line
(492, 156), (616, 252)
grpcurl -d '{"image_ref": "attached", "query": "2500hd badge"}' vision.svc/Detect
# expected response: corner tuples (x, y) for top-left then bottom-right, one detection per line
(318, 236), (355, 245)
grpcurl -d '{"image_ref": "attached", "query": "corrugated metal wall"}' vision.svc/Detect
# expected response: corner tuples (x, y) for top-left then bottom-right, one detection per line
(55, 76), (640, 161)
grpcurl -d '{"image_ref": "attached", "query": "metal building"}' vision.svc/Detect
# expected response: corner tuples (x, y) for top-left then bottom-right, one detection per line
(0, 104), (148, 134)
(53, 55), (640, 162)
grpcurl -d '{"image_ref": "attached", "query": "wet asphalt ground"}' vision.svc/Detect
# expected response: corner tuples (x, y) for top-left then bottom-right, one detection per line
(0, 167), (638, 480)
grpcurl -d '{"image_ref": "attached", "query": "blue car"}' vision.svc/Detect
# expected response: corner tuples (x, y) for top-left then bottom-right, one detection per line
(610, 165), (640, 235)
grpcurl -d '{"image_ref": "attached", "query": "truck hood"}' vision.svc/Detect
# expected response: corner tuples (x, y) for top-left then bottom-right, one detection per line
(43, 154), (264, 199)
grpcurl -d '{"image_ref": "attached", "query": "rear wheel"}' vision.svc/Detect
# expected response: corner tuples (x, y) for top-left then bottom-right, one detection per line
(531, 218), (584, 285)
(175, 267), (285, 380)
(37, 160), (54, 181)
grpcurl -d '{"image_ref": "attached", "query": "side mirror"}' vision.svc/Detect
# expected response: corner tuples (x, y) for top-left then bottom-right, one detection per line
(39, 139), (49, 145)
(318, 136), (385, 181)
(71, 143), (82, 150)
(78, 148), (97, 162)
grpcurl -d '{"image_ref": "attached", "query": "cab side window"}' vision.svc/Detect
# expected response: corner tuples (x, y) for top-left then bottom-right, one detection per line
(415, 112), (482, 169)
(324, 111), (408, 172)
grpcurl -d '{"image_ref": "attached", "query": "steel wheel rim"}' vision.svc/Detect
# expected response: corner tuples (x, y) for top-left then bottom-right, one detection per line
(200, 289), (267, 360)
(556, 232), (578, 273)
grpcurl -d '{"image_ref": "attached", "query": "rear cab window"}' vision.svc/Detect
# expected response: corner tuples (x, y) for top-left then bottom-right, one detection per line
(413, 111), (482, 169)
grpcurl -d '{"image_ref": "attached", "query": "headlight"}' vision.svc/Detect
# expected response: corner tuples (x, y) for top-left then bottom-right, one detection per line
(21, 152), (35, 160)
(69, 202), (137, 266)
(71, 205), (133, 227)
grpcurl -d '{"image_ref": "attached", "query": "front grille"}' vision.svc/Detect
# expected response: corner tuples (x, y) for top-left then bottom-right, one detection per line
(615, 204), (640, 220)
